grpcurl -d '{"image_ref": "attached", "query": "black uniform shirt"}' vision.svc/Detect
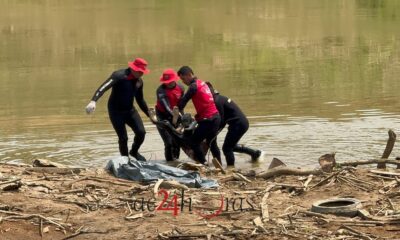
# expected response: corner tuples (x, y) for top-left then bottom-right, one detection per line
(214, 94), (247, 129)
(91, 68), (149, 115)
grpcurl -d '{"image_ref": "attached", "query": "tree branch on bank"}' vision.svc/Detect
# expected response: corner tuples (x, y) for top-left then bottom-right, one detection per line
(257, 167), (323, 179)
(378, 129), (397, 169)
(339, 159), (400, 167)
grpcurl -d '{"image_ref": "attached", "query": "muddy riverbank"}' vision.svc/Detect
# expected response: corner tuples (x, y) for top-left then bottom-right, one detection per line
(1, 156), (400, 239)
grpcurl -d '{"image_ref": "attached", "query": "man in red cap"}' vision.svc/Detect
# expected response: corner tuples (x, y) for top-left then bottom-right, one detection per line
(154, 69), (185, 161)
(85, 58), (150, 161)
(177, 66), (221, 164)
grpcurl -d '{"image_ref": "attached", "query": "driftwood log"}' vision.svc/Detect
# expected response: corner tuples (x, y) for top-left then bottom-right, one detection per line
(257, 167), (323, 179)
(339, 159), (400, 167)
(256, 160), (400, 180)
(25, 167), (83, 175)
(255, 130), (399, 179)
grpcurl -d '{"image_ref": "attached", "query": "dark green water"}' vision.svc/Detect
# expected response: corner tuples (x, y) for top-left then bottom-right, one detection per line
(1, 0), (400, 168)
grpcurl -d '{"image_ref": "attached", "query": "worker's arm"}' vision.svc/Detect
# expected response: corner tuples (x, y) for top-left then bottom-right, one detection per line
(86, 73), (119, 114)
(178, 82), (197, 111)
(91, 73), (119, 102)
(157, 87), (173, 115)
(135, 79), (149, 117)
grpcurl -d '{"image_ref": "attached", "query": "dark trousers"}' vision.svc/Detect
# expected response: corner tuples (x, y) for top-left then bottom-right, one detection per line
(156, 111), (180, 161)
(108, 109), (146, 156)
(223, 118), (249, 166)
(190, 114), (221, 164)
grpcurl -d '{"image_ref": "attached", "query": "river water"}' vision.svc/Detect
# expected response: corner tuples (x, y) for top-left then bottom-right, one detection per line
(1, 0), (400, 168)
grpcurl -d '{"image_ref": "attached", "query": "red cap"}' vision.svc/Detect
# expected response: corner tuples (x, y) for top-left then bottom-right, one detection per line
(128, 58), (150, 74)
(160, 69), (179, 84)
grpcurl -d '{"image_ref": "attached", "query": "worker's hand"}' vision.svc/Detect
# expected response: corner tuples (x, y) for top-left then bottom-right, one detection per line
(85, 101), (96, 114)
(172, 106), (181, 126)
(148, 108), (158, 124)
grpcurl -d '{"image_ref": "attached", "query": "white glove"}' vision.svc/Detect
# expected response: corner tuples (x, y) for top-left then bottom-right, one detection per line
(85, 101), (96, 114)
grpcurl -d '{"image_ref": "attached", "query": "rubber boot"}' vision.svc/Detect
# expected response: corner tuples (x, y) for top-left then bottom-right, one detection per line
(164, 147), (174, 162)
(172, 146), (180, 160)
(129, 149), (147, 162)
(233, 145), (261, 161)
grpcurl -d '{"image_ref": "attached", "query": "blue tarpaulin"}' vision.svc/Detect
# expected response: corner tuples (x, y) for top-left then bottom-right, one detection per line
(106, 157), (218, 188)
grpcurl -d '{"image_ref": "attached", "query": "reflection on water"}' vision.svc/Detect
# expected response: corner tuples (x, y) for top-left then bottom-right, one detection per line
(1, 1), (400, 168)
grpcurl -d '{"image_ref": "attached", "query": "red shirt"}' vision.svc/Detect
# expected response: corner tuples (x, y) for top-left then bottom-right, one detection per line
(178, 78), (219, 121)
(155, 83), (184, 114)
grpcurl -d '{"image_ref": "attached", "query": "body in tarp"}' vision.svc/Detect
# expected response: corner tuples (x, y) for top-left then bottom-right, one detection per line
(106, 157), (218, 188)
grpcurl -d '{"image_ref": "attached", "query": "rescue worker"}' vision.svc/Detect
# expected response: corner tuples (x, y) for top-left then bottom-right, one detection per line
(155, 69), (184, 161)
(177, 66), (221, 164)
(85, 58), (150, 161)
(206, 82), (261, 166)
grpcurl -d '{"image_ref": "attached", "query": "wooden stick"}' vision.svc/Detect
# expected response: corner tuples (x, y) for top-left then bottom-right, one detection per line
(297, 210), (327, 219)
(343, 175), (377, 187)
(387, 192), (400, 198)
(219, 176), (235, 183)
(337, 176), (370, 191)
(69, 176), (133, 187)
(303, 174), (313, 190)
(62, 229), (108, 240)
(257, 167), (323, 179)
(340, 223), (378, 227)
(54, 199), (90, 210)
(39, 218), (43, 237)
(378, 129), (396, 169)
(309, 171), (341, 190)
(370, 170), (400, 177)
(0, 178), (21, 186)
(65, 209), (71, 223)
(0, 210), (65, 229)
(340, 225), (373, 240)
(126, 202), (132, 215)
(366, 173), (394, 180)
(273, 183), (303, 189)
(233, 173), (251, 183)
(295, 218), (385, 225)
(253, 216), (267, 233)
(380, 180), (397, 191)
(4, 215), (64, 229)
(260, 192), (270, 222)
(346, 220), (396, 225)
(0, 210), (60, 220)
(153, 179), (164, 196)
(25, 167), (83, 175)
(61, 189), (85, 194)
(125, 213), (143, 220)
(387, 198), (395, 210)
(167, 234), (209, 239)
